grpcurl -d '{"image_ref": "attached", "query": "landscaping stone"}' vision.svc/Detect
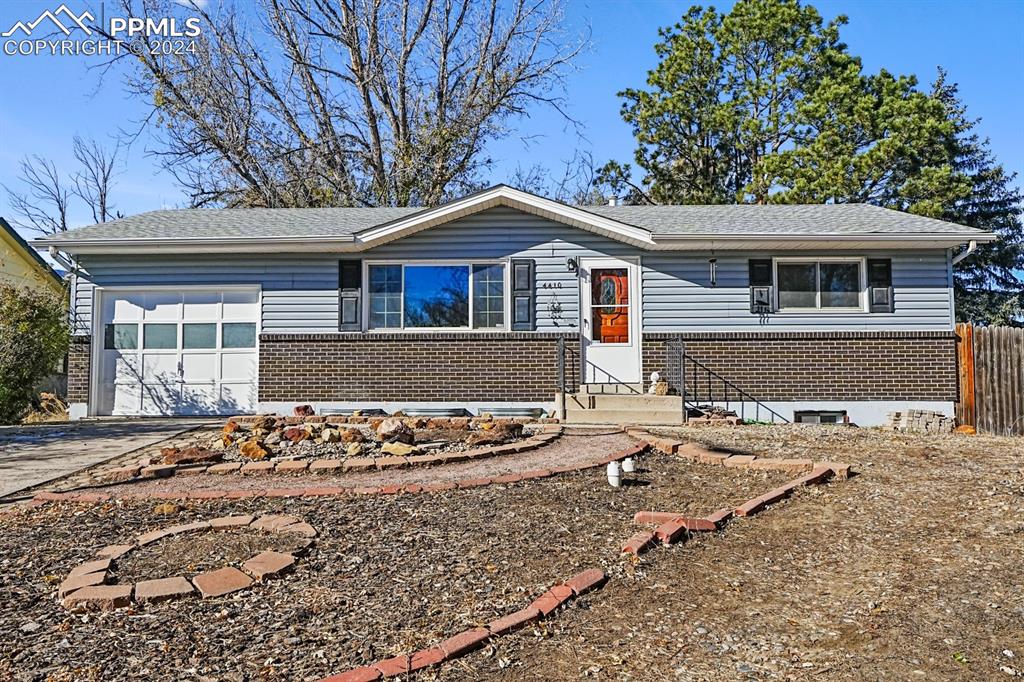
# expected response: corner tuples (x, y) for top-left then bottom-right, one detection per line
(164, 521), (210, 535)
(240, 461), (274, 475)
(95, 544), (134, 560)
(409, 647), (446, 671)
(343, 457), (375, 471)
(487, 606), (542, 635)
(310, 459), (342, 472)
(293, 404), (314, 417)
(622, 530), (656, 555)
(58, 572), (106, 597)
(192, 567), (253, 598)
(372, 655), (410, 677)
(242, 550), (296, 580)
(137, 528), (171, 546)
(68, 558), (112, 578)
(376, 418), (414, 444)
(276, 460), (309, 473)
(104, 465), (141, 481)
(705, 508), (734, 526)
(208, 462), (243, 474)
(209, 515), (254, 529)
(134, 576), (195, 603)
(141, 464), (176, 478)
(239, 440), (270, 460)
(379, 442), (420, 457)
(438, 627), (490, 658)
(735, 497), (766, 517)
(530, 584), (574, 615)
(723, 455), (757, 468)
(564, 569), (607, 597)
(322, 668), (382, 682)
(61, 584), (132, 610)
(250, 514), (302, 532)
(163, 446), (223, 466)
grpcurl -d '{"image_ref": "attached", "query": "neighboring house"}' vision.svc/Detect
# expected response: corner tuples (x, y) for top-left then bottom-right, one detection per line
(0, 216), (63, 296)
(34, 185), (994, 425)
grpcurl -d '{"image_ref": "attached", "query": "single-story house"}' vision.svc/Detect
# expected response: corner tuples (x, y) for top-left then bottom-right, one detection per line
(34, 185), (994, 425)
(1, 216), (63, 296)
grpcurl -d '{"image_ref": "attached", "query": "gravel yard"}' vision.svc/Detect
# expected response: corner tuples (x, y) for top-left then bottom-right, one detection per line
(0, 438), (786, 681)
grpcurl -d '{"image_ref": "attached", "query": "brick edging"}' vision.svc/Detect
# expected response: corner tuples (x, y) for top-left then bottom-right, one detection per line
(33, 440), (647, 505)
(102, 426), (564, 481)
(59, 514), (316, 610)
(319, 568), (608, 681)
(621, 428), (850, 556)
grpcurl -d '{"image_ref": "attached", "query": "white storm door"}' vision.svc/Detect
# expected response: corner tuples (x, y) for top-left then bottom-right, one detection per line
(97, 289), (259, 416)
(579, 258), (641, 384)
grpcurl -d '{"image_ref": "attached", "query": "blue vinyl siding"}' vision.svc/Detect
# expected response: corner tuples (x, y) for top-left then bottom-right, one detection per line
(71, 206), (955, 334)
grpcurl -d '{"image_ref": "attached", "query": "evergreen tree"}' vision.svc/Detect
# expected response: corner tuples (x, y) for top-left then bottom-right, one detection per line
(600, 0), (1023, 325)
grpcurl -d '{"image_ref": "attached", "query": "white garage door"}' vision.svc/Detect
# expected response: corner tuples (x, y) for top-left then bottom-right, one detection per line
(97, 289), (259, 416)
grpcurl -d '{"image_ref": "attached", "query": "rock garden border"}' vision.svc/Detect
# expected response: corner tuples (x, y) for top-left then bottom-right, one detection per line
(58, 513), (316, 610)
(31, 437), (645, 505)
(100, 426), (564, 482)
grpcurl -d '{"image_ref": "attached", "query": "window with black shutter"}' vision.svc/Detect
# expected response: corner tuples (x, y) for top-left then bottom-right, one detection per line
(511, 258), (536, 330)
(339, 260), (362, 331)
(748, 258), (773, 313)
(867, 258), (894, 313)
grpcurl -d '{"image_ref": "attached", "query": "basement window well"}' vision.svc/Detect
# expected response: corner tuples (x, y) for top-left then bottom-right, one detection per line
(793, 410), (848, 424)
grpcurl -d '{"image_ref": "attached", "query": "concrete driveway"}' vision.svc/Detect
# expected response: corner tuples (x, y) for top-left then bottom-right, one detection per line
(0, 419), (215, 500)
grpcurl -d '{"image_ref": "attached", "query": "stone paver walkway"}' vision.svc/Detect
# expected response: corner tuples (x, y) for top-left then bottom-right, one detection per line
(0, 419), (213, 500)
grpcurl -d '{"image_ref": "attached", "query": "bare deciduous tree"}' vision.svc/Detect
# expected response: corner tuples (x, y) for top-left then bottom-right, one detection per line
(97, 0), (585, 208)
(3, 137), (122, 235)
(3, 156), (72, 235)
(72, 136), (121, 224)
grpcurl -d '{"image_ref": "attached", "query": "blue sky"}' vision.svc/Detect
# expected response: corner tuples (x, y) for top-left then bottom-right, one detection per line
(1, 0), (1022, 240)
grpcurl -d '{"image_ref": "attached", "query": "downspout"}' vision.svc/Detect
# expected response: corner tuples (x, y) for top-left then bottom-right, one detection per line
(951, 240), (978, 266)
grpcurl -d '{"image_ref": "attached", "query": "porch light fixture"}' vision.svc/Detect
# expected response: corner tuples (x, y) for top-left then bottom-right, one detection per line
(708, 257), (718, 287)
(566, 256), (579, 273)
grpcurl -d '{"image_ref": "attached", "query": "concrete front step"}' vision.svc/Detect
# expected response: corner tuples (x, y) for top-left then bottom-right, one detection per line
(565, 409), (685, 425)
(557, 391), (686, 425)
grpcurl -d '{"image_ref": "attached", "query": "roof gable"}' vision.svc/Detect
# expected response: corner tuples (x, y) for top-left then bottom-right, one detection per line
(355, 185), (655, 248)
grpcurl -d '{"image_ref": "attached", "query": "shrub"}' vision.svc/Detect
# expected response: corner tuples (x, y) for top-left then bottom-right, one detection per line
(0, 284), (69, 424)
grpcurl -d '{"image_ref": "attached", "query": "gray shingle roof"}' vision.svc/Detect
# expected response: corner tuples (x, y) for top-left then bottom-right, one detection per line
(585, 203), (985, 235)
(37, 200), (988, 244)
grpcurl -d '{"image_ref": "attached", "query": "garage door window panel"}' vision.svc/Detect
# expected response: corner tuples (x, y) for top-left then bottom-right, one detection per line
(183, 323), (217, 349)
(222, 322), (257, 348)
(143, 324), (178, 349)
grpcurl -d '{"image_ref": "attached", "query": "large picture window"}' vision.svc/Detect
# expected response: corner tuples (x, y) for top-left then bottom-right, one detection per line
(367, 263), (506, 330)
(776, 259), (863, 311)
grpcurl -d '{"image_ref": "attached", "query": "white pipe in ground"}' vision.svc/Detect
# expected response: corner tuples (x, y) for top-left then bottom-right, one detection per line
(622, 457), (635, 473)
(607, 461), (622, 487)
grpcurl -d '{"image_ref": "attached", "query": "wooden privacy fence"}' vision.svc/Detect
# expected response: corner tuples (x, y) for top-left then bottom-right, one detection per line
(957, 323), (1024, 435)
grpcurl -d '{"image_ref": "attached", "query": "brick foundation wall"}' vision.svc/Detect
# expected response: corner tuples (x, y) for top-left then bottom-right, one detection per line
(259, 332), (580, 403)
(641, 331), (958, 402)
(67, 335), (91, 403)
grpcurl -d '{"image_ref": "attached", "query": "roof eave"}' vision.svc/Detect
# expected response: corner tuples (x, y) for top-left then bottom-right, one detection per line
(649, 232), (997, 250)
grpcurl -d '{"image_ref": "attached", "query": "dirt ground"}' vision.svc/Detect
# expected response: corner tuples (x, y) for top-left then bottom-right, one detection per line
(432, 425), (1024, 681)
(1, 425), (1021, 681)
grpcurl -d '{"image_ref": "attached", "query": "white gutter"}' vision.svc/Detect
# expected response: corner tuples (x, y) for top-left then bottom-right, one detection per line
(951, 239), (978, 265)
(653, 232), (999, 243)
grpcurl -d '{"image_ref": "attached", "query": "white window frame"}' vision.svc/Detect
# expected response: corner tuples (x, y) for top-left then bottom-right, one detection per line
(362, 259), (511, 332)
(773, 257), (867, 313)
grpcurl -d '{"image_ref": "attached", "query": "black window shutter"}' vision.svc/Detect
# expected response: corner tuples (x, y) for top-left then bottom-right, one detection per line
(511, 259), (535, 331)
(867, 258), (894, 313)
(748, 258), (773, 313)
(339, 260), (362, 331)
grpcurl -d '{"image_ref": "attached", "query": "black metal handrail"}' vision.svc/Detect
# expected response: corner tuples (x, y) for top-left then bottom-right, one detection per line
(556, 333), (582, 420)
(671, 335), (789, 424)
